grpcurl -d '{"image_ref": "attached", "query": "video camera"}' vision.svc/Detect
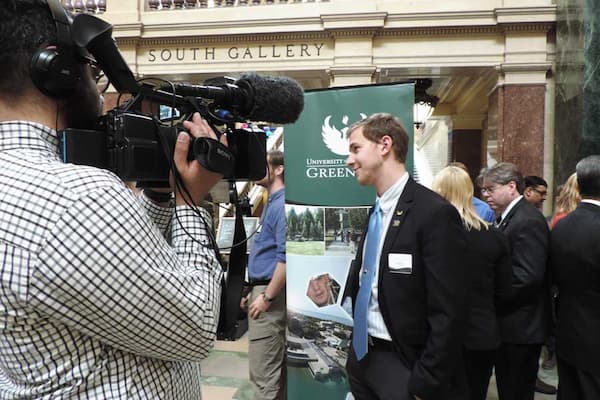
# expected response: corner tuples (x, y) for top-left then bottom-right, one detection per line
(62, 14), (304, 186)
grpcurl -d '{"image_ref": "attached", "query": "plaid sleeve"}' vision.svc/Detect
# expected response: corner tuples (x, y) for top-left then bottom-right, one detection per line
(138, 191), (174, 236)
(28, 185), (223, 362)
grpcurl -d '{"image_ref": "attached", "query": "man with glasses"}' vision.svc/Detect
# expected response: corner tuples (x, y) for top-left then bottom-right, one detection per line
(523, 176), (549, 212)
(0, 1), (226, 398)
(481, 162), (551, 400)
(522, 175), (558, 395)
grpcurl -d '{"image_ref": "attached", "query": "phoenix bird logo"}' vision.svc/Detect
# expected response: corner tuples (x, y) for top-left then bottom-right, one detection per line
(321, 114), (367, 156)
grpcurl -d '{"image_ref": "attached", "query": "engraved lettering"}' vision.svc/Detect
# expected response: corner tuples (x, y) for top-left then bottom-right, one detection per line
(300, 44), (310, 57)
(205, 47), (215, 60)
(161, 49), (172, 61)
(314, 43), (324, 56)
(228, 47), (239, 59)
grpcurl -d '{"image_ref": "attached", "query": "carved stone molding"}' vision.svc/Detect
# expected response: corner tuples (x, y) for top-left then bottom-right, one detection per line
(116, 37), (141, 46)
(378, 23), (553, 38)
(500, 22), (555, 33)
(139, 32), (331, 45)
(326, 28), (381, 38)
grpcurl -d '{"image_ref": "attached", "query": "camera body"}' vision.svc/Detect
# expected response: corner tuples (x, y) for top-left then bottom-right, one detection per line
(61, 97), (267, 186)
(61, 13), (303, 187)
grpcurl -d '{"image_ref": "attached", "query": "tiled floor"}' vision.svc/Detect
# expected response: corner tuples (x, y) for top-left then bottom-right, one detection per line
(200, 335), (255, 400)
(201, 334), (558, 400)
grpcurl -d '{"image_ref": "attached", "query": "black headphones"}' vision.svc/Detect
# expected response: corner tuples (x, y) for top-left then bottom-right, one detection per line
(30, 0), (81, 98)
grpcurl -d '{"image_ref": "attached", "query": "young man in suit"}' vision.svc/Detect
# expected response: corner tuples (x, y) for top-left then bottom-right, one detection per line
(551, 155), (600, 400)
(342, 113), (468, 400)
(481, 163), (550, 400)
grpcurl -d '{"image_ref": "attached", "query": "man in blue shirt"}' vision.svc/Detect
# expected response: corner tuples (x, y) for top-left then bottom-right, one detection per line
(241, 150), (287, 400)
(473, 196), (496, 223)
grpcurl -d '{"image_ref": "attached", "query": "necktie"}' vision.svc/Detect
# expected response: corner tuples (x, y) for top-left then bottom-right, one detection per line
(495, 215), (502, 227)
(352, 200), (382, 360)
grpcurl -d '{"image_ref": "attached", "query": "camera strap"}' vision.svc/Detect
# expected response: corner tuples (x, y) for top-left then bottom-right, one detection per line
(217, 191), (248, 340)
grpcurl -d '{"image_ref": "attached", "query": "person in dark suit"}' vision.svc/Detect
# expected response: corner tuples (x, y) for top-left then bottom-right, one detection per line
(481, 162), (550, 400)
(432, 166), (512, 400)
(342, 113), (468, 400)
(551, 155), (600, 400)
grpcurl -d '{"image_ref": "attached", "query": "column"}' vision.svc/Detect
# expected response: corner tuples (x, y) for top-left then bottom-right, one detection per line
(485, 25), (553, 177)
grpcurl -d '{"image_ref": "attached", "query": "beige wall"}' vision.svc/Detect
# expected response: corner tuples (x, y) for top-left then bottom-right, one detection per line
(97, 0), (557, 190)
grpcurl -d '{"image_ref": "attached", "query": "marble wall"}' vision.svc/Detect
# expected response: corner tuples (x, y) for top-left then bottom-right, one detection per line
(555, 0), (600, 187)
(487, 85), (546, 177)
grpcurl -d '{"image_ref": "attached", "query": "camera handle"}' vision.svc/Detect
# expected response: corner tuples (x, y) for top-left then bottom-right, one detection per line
(191, 136), (235, 176)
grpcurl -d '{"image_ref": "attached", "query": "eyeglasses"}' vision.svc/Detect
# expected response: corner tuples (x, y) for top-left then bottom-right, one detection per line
(83, 57), (110, 94)
(481, 185), (501, 195)
(532, 188), (548, 197)
(90, 63), (110, 94)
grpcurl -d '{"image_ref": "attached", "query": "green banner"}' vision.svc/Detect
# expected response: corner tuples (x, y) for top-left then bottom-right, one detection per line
(284, 83), (414, 400)
(285, 83), (414, 206)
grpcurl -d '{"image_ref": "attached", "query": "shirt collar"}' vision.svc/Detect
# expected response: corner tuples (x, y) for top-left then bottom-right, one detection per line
(0, 121), (61, 159)
(377, 172), (409, 215)
(269, 187), (285, 202)
(581, 199), (600, 207)
(501, 195), (523, 221)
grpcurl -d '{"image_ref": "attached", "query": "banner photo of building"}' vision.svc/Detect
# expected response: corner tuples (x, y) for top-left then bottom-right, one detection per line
(285, 83), (413, 399)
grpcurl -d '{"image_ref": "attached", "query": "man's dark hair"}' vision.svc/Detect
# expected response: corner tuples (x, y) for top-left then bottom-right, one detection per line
(268, 150), (284, 183)
(481, 162), (524, 193)
(576, 155), (600, 198)
(524, 175), (548, 189)
(346, 113), (409, 163)
(0, 0), (57, 100)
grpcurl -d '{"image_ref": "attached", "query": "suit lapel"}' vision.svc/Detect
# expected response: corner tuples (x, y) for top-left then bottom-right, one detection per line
(381, 178), (415, 255)
(497, 197), (525, 231)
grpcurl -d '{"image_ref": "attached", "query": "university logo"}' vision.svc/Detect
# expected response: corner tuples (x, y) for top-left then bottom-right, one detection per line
(321, 114), (367, 156)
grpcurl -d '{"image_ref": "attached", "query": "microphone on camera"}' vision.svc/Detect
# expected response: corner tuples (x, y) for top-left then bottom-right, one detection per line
(72, 14), (304, 124)
(167, 73), (305, 124)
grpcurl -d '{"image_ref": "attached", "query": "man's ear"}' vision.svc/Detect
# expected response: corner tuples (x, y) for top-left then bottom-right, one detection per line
(380, 135), (393, 155)
(274, 164), (284, 178)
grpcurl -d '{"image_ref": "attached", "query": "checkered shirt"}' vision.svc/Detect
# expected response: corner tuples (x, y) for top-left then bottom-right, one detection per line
(0, 121), (223, 399)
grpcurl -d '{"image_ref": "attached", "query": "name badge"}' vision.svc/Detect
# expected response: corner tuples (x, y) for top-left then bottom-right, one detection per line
(388, 253), (413, 274)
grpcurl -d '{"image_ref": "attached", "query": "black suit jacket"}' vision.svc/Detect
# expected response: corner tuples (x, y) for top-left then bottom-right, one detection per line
(463, 226), (512, 350)
(551, 202), (600, 374)
(343, 178), (468, 400)
(496, 197), (550, 344)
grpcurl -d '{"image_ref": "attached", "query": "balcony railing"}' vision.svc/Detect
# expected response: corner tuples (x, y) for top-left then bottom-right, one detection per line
(60, 0), (106, 14)
(148, 0), (328, 10)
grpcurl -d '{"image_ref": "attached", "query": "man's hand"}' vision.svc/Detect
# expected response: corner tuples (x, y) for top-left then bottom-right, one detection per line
(248, 293), (271, 320)
(172, 112), (228, 206)
(240, 294), (249, 312)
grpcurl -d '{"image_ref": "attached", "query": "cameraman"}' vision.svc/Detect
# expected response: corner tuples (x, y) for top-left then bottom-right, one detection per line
(0, 1), (226, 398)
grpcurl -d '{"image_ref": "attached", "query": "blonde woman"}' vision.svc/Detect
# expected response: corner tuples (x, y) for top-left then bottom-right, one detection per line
(432, 166), (512, 400)
(550, 173), (581, 229)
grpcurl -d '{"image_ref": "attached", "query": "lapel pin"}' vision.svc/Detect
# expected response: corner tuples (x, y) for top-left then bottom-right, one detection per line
(392, 220), (401, 227)
(396, 210), (404, 216)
